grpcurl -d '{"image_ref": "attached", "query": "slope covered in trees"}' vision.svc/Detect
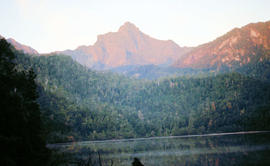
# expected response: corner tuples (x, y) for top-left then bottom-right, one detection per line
(13, 49), (270, 143)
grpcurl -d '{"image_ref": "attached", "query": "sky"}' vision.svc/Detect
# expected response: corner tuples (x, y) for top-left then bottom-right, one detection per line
(0, 0), (270, 53)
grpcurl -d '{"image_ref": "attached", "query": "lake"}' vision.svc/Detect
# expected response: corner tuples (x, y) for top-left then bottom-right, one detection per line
(48, 131), (270, 166)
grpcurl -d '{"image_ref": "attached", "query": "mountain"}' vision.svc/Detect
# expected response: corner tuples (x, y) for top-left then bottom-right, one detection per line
(7, 38), (39, 55)
(3, 21), (270, 79)
(174, 21), (270, 69)
(57, 22), (192, 69)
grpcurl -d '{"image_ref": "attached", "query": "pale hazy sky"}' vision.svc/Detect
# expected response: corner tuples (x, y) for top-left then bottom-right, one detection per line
(0, 0), (270, 53)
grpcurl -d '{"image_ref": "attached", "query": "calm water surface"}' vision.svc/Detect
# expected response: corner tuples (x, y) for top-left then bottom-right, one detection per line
(48, 131), (270, 166)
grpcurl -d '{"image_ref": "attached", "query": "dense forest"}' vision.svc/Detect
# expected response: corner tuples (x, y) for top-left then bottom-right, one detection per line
(1, 37), (270, 164)
(12, 38), (270, 142)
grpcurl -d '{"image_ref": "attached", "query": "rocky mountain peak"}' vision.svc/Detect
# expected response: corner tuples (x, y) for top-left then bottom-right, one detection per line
(58, 22), (191, 69)
(118, 22), (140, 33)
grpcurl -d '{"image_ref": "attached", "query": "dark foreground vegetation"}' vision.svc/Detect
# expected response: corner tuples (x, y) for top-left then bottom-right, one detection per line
(1, 38), (270, 165)
(0, 39), (49, 165)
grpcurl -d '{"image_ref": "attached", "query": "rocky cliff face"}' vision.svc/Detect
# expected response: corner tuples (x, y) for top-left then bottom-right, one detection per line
(58, 22), (192, 69)
(174, 21), (270, 69)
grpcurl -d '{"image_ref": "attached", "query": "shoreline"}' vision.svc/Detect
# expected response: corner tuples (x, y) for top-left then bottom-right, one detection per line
(47, 130), (270, 148)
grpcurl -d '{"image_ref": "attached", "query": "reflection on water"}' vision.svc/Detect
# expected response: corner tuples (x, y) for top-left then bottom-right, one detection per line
(49, 132), (270, 166)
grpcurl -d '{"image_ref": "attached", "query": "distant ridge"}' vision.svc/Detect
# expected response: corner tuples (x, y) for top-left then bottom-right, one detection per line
(5, 37), (39, 55)
(0, 35), (39, 55)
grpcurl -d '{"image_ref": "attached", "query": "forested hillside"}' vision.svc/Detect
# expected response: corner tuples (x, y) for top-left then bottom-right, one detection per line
(14, 48), (270, 143)
(110, 65), (213, 80)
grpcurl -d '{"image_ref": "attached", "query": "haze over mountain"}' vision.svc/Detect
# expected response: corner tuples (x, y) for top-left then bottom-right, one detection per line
(57, 22), (192, 69)
(174, 21), (270, 69)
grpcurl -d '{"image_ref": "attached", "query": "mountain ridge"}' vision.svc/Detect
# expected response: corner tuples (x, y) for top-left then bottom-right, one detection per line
(173, 21), (270, 69)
